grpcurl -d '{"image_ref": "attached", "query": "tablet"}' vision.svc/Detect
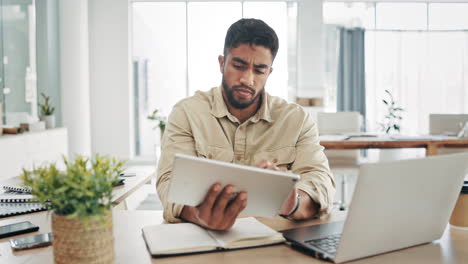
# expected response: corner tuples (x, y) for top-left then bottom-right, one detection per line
(167, 154), (300, 218)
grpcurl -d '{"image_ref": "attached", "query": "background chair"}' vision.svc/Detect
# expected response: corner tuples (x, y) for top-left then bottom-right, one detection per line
(429, 114), (468, 135)
(316, 112), (363, 210)
(429, 114), (468, 154)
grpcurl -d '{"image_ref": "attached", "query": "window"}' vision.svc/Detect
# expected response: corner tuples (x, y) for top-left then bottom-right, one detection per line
(323, 2), (468, 135)
(323, 2), (375, 28)
(132, 1), (297, 158)
(132, 2), (187, 157)
(376, 3), (427, 30)
(429, 3), (468, 30)
(187, 2), (241, 95)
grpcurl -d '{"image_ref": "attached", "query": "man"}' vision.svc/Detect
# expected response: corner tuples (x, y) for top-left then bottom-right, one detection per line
(157, 18), (335, 230)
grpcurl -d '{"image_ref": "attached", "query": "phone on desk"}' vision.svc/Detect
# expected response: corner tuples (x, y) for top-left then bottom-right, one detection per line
(10, 232), (53, 250)
(0, 221), (39, 239)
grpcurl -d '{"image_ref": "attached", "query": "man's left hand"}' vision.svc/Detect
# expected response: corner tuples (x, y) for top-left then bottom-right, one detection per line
(256, 160), (319, 220)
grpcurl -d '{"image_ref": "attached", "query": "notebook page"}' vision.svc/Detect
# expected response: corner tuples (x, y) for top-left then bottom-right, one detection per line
(207, 217), (279, 247)
(142, 222), (218, 255)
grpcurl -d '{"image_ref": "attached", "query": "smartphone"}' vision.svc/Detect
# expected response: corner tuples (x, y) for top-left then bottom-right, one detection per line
(0, 221), (39, 239)
(10, 232), (53, 250)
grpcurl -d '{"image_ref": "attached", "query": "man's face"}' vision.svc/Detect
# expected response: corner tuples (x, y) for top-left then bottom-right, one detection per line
(219, 44), (273, 110)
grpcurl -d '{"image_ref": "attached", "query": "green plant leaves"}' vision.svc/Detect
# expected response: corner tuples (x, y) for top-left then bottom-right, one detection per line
(147, 108), (167, 131)
(381, 90), (404, 134)
(20, 154), (125, 221)
(38, 92), (55, 116)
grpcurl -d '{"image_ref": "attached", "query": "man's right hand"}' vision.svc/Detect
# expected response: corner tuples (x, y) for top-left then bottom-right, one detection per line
(180, 183), (247, 231)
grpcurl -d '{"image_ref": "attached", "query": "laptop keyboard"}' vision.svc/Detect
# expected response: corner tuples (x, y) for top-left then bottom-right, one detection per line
(304, 234), (341, 255)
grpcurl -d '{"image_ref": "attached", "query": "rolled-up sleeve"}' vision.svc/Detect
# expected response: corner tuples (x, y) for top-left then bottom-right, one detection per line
(292, 114), (336, 217)
(156, 102), (196, 223)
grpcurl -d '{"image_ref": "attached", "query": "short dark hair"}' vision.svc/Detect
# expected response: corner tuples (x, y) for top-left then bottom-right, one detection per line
(223, 18), (279, 60)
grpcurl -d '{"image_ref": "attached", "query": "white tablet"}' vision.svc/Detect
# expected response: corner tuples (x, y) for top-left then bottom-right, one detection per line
(167, 154), (299, 218)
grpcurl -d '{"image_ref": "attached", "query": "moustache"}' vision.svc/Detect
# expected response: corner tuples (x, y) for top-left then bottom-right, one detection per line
(232, 85), (255, 95)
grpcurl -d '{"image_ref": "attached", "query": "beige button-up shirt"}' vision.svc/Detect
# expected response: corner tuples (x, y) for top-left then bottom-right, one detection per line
(156, 86), (335, 223)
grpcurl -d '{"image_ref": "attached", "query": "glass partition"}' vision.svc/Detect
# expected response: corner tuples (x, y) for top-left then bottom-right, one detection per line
(0, 0), (37, 126)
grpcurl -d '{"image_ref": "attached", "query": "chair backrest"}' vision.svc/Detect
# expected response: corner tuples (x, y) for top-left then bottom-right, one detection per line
(429, 114), (468, 155)
(317, 112), (362, 135)
(429, 114), (468, 135)
(317, 112), (362, 166)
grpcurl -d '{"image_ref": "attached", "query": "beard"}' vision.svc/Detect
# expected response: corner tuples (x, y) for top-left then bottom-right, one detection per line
(222, 77), (263, 110)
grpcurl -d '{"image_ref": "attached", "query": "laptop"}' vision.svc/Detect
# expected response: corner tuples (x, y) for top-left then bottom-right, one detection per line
(282, 152), (468, 263)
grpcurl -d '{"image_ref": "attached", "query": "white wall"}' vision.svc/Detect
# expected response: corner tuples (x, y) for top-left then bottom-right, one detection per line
(0, 128), (68, 179)
(88, 0), (134, 160)
(59, 0), (91, 157)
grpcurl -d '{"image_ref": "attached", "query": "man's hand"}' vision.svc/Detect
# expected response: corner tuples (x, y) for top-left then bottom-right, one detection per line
(279, 189), (318, 220)
(180, 183), (247, 230)
(256, 160), (319, 220)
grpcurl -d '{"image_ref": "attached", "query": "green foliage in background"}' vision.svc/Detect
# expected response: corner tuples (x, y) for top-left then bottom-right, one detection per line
(379, 89), (404, 134)
(38, 92), (55, 116)
(21, 155), (125, 221)
(147, 108), (167, 132)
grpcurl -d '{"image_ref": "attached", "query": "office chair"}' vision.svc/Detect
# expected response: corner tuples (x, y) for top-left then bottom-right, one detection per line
(317, 112), (363, 211)
(429, 114), (468, 154)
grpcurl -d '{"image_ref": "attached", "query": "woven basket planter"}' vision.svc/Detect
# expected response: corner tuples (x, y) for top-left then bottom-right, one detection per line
(51, 211), (115, 264)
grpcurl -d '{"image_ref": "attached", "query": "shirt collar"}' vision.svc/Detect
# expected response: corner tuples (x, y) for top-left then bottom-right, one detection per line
(211, 86), (273, 124)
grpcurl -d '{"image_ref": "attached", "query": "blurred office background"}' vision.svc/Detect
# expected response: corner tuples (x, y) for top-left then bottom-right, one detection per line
(1, 0), (468, 208)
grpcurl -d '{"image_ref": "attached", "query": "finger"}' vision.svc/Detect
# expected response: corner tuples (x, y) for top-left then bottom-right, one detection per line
(272, 165), (281, 171)
(211, 185), (235, 221)
(223, 197), (247, 230)
(256, 160), (272, 169)
(198, 183), (222, 218)
(224, 191), (248, 220)
(257, 160), (281, 171)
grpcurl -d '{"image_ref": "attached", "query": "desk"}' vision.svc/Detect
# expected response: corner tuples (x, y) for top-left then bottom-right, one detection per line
(1, 210), (467, 264)
(320, 136), (468, 156)
(112, 166), (155, 205)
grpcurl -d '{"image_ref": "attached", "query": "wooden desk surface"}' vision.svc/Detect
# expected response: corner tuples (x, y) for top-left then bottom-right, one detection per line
(320, 136), (468, 156)
(1, 210), (467, 264)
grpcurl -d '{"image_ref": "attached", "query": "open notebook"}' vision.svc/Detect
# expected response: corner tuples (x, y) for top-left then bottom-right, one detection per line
(142, 217), (285, 257)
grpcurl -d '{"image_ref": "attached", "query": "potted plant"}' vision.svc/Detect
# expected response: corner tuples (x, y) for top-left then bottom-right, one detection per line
(21, 154), (125, 264)
(38, 92), (56, 129)
(379, 89), (404, 134)
(378, 89), (404, 161)
(147, 108), (166, 137)
(147, 108), (167, 158)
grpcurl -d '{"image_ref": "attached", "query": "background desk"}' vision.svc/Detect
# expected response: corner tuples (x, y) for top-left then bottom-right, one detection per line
(1, 210), (467, 264)
(320, 136), (468, 156)
(112, 166), (155, 206)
